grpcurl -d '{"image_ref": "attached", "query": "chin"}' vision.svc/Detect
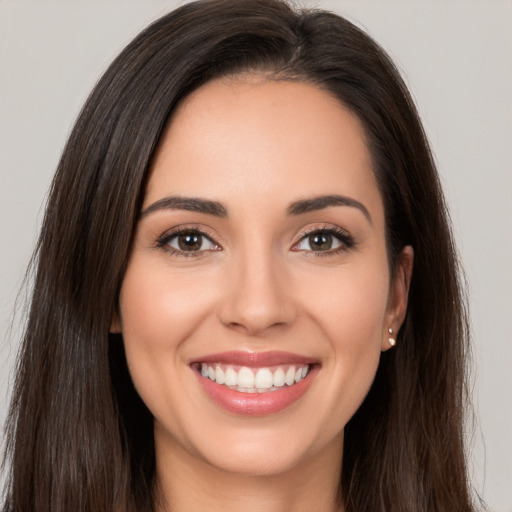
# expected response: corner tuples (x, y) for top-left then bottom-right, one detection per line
(158, 411), (344, 479)
(212, 436), (310, 475)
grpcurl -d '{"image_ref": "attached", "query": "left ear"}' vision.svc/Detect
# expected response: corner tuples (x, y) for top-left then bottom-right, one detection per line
(381, 245), (414, 351)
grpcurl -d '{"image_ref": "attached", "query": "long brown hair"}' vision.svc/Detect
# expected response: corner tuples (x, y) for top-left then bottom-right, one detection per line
(2, 1), (476, 510)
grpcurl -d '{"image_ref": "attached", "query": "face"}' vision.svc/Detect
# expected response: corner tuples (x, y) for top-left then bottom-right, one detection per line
(115, 76), (411, 477)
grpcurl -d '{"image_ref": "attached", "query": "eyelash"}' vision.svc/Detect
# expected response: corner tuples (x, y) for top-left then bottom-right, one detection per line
(291, 225), (355, 257)
(156, 226), (220, 258)
(156, 225), (355, 258)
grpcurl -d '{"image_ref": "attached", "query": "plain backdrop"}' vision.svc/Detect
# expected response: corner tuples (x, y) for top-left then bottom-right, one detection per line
(1, 1), (511, 510)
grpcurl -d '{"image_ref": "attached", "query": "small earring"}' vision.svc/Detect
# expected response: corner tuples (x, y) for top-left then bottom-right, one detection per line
(388, 327), (396, 347)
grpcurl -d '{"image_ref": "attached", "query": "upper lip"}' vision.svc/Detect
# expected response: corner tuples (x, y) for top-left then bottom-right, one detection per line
(190, 350), (317, 367)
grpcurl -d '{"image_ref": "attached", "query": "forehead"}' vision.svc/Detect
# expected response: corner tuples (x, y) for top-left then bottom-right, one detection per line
(145, 76), (382, 223)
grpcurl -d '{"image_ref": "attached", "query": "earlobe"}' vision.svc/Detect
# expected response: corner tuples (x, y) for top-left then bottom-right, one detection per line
(387, 327), (396, 347)
(382, 245), (414, 351)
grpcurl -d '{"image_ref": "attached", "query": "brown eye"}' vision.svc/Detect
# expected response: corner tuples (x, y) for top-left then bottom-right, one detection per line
(308, 233), (333, 251)
(165, 230), (218, 253)
(177, 233), (202, 251)
(293, 228), (353, 254)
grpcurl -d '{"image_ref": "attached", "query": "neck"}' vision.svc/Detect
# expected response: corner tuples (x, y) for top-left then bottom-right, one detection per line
(154, 431), (344, 512)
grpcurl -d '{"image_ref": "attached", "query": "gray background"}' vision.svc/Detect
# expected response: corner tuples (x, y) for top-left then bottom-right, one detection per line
(1, 1), (511, 510)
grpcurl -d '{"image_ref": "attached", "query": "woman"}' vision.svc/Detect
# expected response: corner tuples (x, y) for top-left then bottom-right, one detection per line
(2, 0), (477, 510)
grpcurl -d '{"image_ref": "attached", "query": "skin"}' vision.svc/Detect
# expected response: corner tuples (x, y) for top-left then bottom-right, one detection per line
(114, 76), (413, 512)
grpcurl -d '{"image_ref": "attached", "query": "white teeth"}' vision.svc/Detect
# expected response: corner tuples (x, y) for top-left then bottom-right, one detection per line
(285, 366), (296, 386)
(273, 367), (286, 387)
(255, 368), (273, 389)
(238, 367), (255, 388)
(215, 366), (225, 385)
(225, 367), (238, 386)
(200, 363), (311, 393)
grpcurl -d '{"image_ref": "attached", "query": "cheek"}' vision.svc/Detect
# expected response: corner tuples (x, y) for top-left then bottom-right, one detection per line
(117, 260), (220, 415)
(119, 261), (216, 349)
(296, 259), (389, 420)
(300, 258), (390, 343)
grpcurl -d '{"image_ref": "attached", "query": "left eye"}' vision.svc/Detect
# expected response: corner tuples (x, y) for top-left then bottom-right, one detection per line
(166, 231), (218, 252)
(294, 231), (345, 252)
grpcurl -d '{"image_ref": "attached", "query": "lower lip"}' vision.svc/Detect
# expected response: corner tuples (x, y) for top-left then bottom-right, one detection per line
(194, 366), (318, 416)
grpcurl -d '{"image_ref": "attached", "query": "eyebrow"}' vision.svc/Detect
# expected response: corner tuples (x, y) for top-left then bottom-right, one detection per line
(287, 194), (372, 223)
(141, 196), (228, 218)
(141, 193), (371, 223)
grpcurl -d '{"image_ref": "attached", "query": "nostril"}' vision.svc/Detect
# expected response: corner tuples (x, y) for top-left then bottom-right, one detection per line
(218, 297), (296, 334)
(216, 261), (297, 334)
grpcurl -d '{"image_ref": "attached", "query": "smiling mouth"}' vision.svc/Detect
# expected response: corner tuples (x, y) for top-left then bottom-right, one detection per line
(197, 363), (310, 393)
(190, 351), (318, 415)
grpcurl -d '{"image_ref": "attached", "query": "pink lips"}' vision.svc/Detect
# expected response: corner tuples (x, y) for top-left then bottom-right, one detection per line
(191, 351), (318, 416)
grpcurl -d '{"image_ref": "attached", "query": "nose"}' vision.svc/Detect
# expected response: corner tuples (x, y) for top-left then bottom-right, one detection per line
(218, 249), (297, 335)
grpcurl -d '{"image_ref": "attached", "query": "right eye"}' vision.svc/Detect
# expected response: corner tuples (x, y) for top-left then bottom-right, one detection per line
(159, 229), (220, 256)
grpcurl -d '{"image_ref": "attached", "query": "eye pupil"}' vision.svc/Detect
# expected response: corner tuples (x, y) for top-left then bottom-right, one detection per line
(178, 233), (202, 251)
(309, 233), (332, 251)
